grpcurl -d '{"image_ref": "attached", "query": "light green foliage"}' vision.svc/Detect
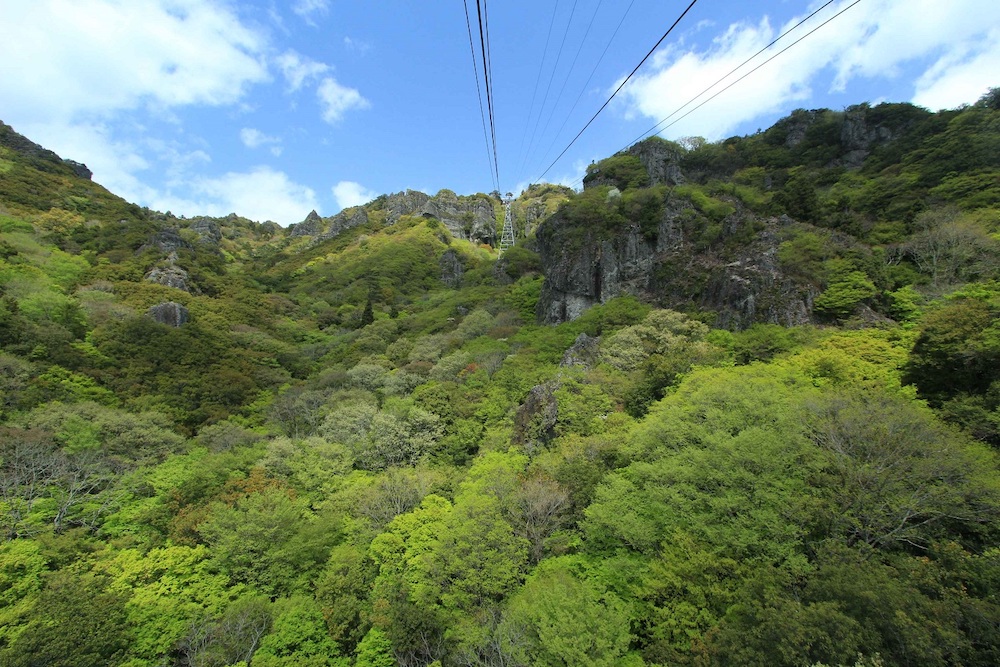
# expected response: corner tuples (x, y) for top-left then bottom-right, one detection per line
(780, 328), (914, 394)
(501, 561), (635, 667)
(673, 184), (736, 221)
(347, 362), (390, 391)
(586, 365), (822, 558)
(315, 542), (377, 650)
(253, 595), (346, 667)
(806, 392), (1000, 549)
(320, 399), (442, 469)
(355, 627), (395, 667)
(198, 488), (312, 596)
(28, 365), (118, 405)
(259, 436), (353, 500)
(94, 544), (236, 661)
(3, 98), (1000, 667)
(813, 271), (877, 318)
(906, 207), (1000, 286)
(25, 400), (184, 463)
(584, 153), (649, 190)
(0, 540), (47, 648)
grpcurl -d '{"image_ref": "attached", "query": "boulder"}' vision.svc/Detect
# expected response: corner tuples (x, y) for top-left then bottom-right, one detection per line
(147, 302), (189, 327)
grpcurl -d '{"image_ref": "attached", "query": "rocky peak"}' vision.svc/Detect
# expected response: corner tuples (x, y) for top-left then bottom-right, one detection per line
(419, 190), (498, 245)
(383, 190), (432, 224)
(0, 121), (92, 179)
(319, 206), (369, 241)
(289, 209), (324, 237)
(628, 137), (685, 186)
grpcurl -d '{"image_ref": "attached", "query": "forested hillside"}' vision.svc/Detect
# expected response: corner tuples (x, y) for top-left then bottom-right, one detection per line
(1, 90), (1000, 667)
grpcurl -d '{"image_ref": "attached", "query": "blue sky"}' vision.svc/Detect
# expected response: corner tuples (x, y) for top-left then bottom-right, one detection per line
(1, 0), (997, 225)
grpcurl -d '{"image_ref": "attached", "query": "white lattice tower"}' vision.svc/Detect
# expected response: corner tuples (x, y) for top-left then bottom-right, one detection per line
(499, 192), (515, 256)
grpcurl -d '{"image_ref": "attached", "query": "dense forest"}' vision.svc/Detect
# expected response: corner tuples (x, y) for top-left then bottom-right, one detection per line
(1, 88), (1000, 667)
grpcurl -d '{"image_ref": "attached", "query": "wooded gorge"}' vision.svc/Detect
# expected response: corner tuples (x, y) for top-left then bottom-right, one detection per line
(2, 90), (1000, 666)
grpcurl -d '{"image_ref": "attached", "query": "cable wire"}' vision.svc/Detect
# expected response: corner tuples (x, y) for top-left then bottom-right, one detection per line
(475, 0), (501, 187)
(566, 0), (861, 190)
(534, 0), (700, 184)
(629, 0), (838, 146)
(520, 0), (580, 178)
(514, 1), (561, 177)
(462, 0), (499, 191)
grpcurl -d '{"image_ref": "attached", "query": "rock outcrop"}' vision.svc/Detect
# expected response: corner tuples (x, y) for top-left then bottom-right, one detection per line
(144, 266), (192, 292)
(628, 137), (685, 186)
(289, 210), (324, 237)
(0, 121), (92, 179)
(439, 249), (464, 288)
(512, 382), (559, 450)
(139, 229), (193, 254)
(320, 206), (369, 240)
(286, 190), (500, 246)
(560, 333), (601, 368)
(419, 190), (497, 246)
(536, 199), (816, 329)
(189, 217), (222, 244)
(384, 190), (432, 225)
(147, 302), (189, 327)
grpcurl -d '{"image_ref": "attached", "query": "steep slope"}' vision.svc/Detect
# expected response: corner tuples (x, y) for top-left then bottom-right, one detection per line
(535, 97), (1000, 327)
(2, 94), (1000, 667)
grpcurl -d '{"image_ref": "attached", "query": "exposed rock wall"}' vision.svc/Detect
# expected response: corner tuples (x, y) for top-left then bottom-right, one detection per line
(287, 189), (499, 247)
(147, 302), (189, 327)
(536, 200), (816, 329)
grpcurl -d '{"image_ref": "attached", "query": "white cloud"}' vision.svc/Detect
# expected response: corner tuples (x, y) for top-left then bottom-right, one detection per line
(0, 0), (269, 125)
(180, 167), (319, 224)
(293, 0), (329, 22)
(240, 127), (283, 155)
(275, 50), (330, 91)
(912, 28), (1000, 110)
(619, 0), (1000, 140)
(318, 78), (370, 123)
(343, 36), (372, 54)
(333, 181), (377, 210)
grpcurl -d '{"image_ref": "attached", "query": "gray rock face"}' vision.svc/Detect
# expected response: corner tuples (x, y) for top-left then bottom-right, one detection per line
(628, 138), (685, 186)
(289, 210), (324, 237)
(147, 302), (189, 327)
(419, 191), (498, 245)
(63, 160), (93, 180)
(384, 190), (432, 224)
(781, 110), (825, 148)
(139, 229), (193, 254)
(512, 382), (559, 450)
(536, 216), (659, 323)
(560, 333), (601, 368)
(536, 199), (815, 329)
(282, 189), (502, 247)
(836, 106), (901, 168)
(144, 266), (192, 292)
(523, 201), (548, 236)
(439, 249), (464, 288)
(189, 218), (222, 244)
(320, 206), (369, 241)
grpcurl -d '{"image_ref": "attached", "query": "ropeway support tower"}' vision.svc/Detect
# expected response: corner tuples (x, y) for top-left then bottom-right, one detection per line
(499, 192), (515, 256)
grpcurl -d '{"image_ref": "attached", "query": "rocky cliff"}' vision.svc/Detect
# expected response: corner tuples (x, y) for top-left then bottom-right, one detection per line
(287, 189), (500, 246)
(0, 121), (93, 179)
(535, 196), (816, 329)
